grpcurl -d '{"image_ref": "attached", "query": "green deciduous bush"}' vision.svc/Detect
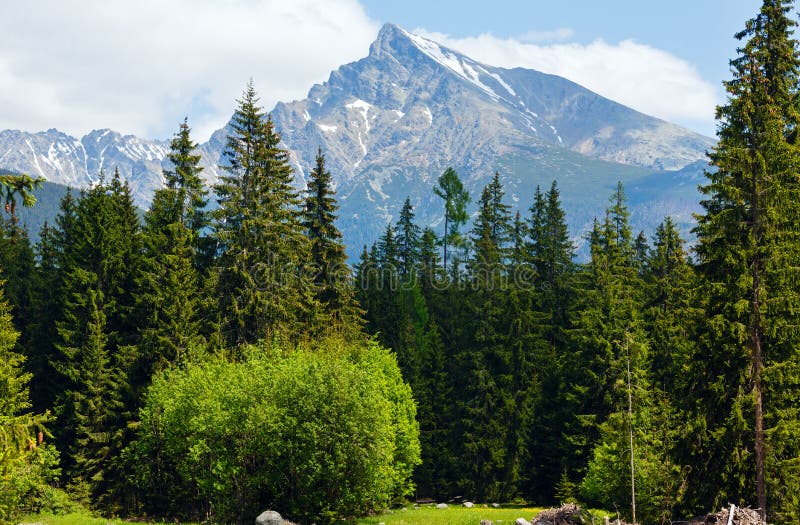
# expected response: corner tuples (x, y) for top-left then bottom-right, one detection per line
(127, 337), (420, 524)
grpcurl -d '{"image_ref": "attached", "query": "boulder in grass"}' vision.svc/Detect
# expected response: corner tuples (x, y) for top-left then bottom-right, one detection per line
(436, 503), (449, 509)
(480, 521), (494, 525)
(255, 510), (283, 525)
(516, 519), (532, 525)
(463, 501), (474, 508)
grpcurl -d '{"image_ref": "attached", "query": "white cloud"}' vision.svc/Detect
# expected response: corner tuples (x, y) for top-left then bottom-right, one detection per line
(415, 29), (720, 136)
(0, 0), (380, 141)
(0, 4), (720, 142)
(518, 28), (575, 43)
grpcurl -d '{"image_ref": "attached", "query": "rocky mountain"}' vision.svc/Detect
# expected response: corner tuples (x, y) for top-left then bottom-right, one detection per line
(0, 23), (715, 255)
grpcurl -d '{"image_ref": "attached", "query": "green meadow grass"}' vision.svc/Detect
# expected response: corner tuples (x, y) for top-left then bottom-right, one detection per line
(356, 504), (544, 525)
(17, 511), (199, 525)
(20, 504), (610, 525)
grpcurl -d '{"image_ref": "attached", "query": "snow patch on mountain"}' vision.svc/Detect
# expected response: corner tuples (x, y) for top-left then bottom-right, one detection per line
(489, 72), (516, 96)
(345, 99), (372, 132)
(317, 123), (338, 133)
(421, 107), (433, 126)
(399, 27), (505, 102)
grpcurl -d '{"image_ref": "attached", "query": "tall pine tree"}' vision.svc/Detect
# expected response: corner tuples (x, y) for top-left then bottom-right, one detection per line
(301, 148), (359, 330)
(692, 1), (800, 518)
(213, 81), (314, 345)
(433, 167), (470, 274)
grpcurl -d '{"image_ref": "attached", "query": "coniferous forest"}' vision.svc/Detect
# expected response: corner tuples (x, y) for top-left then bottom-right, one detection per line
(3, 1), (800, 524)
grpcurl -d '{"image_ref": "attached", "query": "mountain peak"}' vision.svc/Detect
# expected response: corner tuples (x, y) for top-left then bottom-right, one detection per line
(377, 22), (403, 37)
(369, 22), (414, 58)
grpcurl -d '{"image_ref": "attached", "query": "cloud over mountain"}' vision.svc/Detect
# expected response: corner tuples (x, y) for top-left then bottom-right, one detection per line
(413, 29), (719, 135)
(0, 0), (379, 141)
(1, 1), (718, 142)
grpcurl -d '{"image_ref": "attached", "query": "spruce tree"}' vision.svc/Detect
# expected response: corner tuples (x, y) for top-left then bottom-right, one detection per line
(542, 182), (575, 332)
(396, 197), (421, 280)
(213, 81), (314, 345)
(527, 185), (547, 273)
(456, 174), (520, 500)
(418, 227), (441, 296)
(643, 218), (699, 394)
(163, 117), (211, 269)
(137, 190), (207, 377)
(302, 148), (359, 329)
(51, 175), (142, 508)
(524, 181), (577, 499)
(633, 231), (649, 274)
(565, 188), (680, 523)
(0, 220), (36, 359)
(27, 192), (79, 414)
(563, 183), (645, 484)
(55, 281), (127, 506)
(136, 119), (213, 378)
(413, 318), (453, 497)
(692, 1), (800, 518)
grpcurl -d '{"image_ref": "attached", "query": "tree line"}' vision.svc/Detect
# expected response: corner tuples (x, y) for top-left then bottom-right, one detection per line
(0, 82), (380, 523)
(1, 1), (800, 523)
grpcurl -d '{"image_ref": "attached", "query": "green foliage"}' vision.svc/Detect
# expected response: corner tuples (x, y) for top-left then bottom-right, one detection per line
(522, 182), (576, 498)
(302, 149), (361, 331)
(163, 118), (208, 235)
(580, 380), (683, 525)
(0, 173), (45, 226)
(136, 119), (212, 379)
(128, 337), (420, 524)
(454, 173), (524, 501)
(0, 282), (59, 524)
(213, 81), (315, 345)
(46, 173), (142, 510)
(554, 469), (578, 505)
(433, 167), (470, 274)
(137, 196), (208, 375)
(691, 0), (800, 518)
(7, 5), (800, 519)
(562, 183), (646, 478)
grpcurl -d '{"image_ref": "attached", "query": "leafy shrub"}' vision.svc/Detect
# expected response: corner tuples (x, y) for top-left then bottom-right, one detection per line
(579, 411), (681, 525)
(0, 431), (73, 523)
(127, 337), (420, 524)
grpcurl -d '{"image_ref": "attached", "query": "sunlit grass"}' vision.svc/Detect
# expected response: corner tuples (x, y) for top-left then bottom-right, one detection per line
(22, 504), (611, 525)
(17, 511), (200, 525)
(356, 504), (544, 525)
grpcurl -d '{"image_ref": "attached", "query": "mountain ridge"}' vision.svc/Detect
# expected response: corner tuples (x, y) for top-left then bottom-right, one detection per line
(0, 23), (714, 254)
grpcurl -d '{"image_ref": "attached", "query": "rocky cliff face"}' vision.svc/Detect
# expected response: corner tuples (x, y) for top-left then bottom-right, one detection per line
(0, 24), (714, 253)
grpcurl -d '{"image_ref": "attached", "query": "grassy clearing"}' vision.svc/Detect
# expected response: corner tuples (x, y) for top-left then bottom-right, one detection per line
(21, 505), (609, 525)
(356, 504), (544, 525)
(17, 510), (199, 525)
(17, 511), (110, 525)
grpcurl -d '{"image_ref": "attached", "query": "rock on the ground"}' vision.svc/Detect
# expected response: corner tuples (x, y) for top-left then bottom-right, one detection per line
(436, 503), (448, 509)
(491, 503), (500, 508)
(480, 520), (493, 525)
(255, 510), (283, 525)
(516, 519), (531, 525)
(463, 501), (474, 508)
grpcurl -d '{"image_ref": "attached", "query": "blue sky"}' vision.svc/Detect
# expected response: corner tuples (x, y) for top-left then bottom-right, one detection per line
(0, 1), (774, 140)
(362, 0), (760, 90)
(362, 0), (764, 136)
